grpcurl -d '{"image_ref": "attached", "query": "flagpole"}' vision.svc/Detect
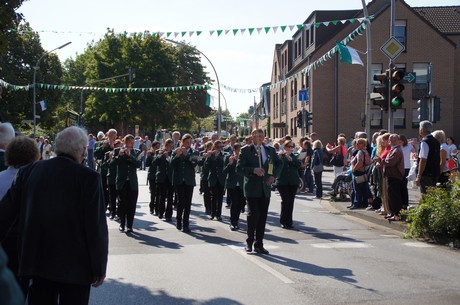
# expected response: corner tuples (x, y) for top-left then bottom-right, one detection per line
(361, 0), (372, 136)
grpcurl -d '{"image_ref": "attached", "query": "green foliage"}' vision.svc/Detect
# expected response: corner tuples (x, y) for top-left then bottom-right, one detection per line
(406, 177), (460, 245)
(0, 0), (25, 52)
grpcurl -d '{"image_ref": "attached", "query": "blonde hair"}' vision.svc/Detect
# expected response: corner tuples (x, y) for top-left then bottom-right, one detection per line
(337, 136), (346, 146)
(376, 133), (390, 156)
(432, 130), (446, 144)
(313, 140), (323, 149)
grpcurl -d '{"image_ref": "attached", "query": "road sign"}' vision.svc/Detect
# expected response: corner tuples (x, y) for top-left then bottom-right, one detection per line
(403, 72), (416, 84)
(380, 37), (405, 60)
(299, 89), (309, 102)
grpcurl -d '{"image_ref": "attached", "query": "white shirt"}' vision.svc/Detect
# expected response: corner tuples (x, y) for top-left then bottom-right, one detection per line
(447, 143), (457, 157)
(418, 141), (429, 159)
(441, 143), (449, 173)
(401, 144), (413, 169)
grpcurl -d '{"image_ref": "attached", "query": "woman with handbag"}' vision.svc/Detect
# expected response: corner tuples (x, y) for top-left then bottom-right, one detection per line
(311, 140), (324, 199)
(326, 136), (347, 178)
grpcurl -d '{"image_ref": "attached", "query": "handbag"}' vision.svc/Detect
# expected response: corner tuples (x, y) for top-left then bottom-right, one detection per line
(355, 174), (367, 184)
(312, 163), (323, 173)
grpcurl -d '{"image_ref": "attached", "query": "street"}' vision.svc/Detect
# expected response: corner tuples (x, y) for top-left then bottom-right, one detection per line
(90, 169), (460, 305)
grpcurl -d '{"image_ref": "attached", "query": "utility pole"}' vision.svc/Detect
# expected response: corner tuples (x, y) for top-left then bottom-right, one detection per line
(361, 0), (372, 136)
(387, 0), (396, 132)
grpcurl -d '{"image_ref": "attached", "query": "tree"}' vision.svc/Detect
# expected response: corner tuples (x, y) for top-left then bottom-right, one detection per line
(0, 0), (25, 53)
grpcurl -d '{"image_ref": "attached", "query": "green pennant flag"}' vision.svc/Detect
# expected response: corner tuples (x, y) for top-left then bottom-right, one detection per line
(205, 94), (211, 107)
(197, 31), (202, 36)
(248, 28), (254, 35)
(167, 32), (172, 37)
(264, 27), (271, 34)
(350, 18), (356, 23)
(233, 29), (238, 36)
(315, 23), (321, 28)
(332, 20), (339, 25)
(181, 31), (187, 37)
(217, 30), (223, 36)
(296, 24), (303, 30)
(280, 25), (287, 32)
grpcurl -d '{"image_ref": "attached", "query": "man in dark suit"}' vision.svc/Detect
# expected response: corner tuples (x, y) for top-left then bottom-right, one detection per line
(224, 143), (245, 230)
(154, 139), (174, 221)
(0, 126), (108, 305)
(237, 128), (282, 254)
(171, 134), (199, 233)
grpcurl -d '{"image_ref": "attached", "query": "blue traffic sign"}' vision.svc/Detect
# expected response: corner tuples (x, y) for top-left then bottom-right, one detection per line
(403, 72), (416, 84)
(299, 89), (309, 102)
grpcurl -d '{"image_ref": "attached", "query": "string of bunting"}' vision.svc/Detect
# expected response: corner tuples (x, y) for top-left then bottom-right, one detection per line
(0, 79), (210, 92)
(221, 21), (368, 94)
(10, 16), (372, 38)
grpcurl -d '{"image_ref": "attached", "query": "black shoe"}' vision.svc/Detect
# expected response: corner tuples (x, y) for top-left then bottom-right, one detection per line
(109, 214), (115, 220)
(286, 225), (294, 229)
(182, 226), (190, 233)
(245, 243), (253, 253)
(230, 224), (238, 231)
(254, 246), (269, 255)
(176, 222), (182, 231)
(346, 205), (353, 208)
(281, 224), (287, 229)
(149, 210), (154, 215)
(216, 216), (222, 221)
(126, 228), (133, 233)
(158, 214), (163, 219)
(165, 217), (172, 222)
(210, 216), (215, 220)
(348, 205), (359, 210)
(119, 226), (125, 232)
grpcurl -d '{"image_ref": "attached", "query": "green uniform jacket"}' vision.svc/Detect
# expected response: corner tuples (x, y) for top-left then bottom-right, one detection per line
(94, 142), (112, 175)
(154, 151), (173, 184)
(145, 152), (158, 182)
(171, 148), (199, 186)
(205, 152), (226, 187)
(198, 153), (209, 181)
(111, 147), (141, 191)
(223, 155), (244, 189)
(236, 144), (282, 198)
(105, 151), (117, 185)
(276, 154), (301, 186)
(0, 151), (6, 172)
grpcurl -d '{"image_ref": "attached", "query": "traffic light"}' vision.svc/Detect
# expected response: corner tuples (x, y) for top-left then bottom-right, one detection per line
(213, 118), (218, 130)
(305, 111), (312, 127)
(371, 72), (389, 111)
(390, 69), (405, 110)
(417, 98), (429, 121)
(296, 111), (303, 128)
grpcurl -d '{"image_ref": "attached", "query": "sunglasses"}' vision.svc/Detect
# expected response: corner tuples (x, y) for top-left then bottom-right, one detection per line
(286, 145), (295, 148)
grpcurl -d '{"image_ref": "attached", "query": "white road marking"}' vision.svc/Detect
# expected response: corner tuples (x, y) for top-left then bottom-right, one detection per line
(228, 245), (294, 284)
(403, 242), (435, 248)
(311, 242), (373, 249)
(380, 234), (399, 238)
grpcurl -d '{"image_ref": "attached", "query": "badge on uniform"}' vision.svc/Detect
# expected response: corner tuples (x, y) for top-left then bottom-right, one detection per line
(268, 162), (273, 175)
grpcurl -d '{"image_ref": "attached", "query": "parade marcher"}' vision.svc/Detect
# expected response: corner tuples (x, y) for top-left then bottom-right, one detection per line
(94, 129), (117, 209)
(416, 120), (440, 193)
(0, 122), (15, 172)
(206, 140), (226, 221)
(155, 139), (174, 221)
(106, 139), (123, 220)
(198, 141), (213, 215)
(224, 143), (245, 231)
(171, 134), (199, 233)
(276, 140), (301, 229)
(237, 128), (282, 255)
(112, 134), (141, 233)
(146, 141), (161, 215)
(0, 126), (108, 305)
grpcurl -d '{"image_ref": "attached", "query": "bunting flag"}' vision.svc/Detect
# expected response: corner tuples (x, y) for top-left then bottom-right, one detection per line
(0, 79), (210, 92)
(9, 17), (372, 39)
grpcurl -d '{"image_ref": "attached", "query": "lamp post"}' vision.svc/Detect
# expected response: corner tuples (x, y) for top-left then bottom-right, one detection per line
(33, 41), (72, 138)
(164, 39), (222, 136)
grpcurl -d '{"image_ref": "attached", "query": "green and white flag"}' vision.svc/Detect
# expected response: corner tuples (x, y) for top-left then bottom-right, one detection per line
(336, 42), (363, 66)
(39, 100), (48, 111)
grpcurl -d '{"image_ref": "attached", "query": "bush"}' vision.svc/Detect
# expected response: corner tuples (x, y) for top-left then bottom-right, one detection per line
(405, 175), (460, 246)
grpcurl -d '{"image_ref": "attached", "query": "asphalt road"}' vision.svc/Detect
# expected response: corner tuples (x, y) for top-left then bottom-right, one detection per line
(89, 170), (460, 305)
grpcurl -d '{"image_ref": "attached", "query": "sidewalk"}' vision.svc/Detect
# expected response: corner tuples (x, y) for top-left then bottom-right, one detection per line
(317, 166), (420, 233)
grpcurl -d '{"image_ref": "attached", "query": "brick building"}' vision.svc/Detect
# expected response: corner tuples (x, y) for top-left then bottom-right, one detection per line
(267, 0), (460, 144)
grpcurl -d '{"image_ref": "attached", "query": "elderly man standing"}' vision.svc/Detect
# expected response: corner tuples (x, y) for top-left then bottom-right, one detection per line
(0, 126), (108, 305)
(416, 120), (440, 193)
(0, 122), (15, 172)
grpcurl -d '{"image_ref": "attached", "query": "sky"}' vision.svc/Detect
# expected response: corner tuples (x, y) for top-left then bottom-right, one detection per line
(16, 0), (456, 118)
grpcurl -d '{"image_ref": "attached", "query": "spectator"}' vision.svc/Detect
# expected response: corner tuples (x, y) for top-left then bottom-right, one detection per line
(87, 133), (96, 170)
(399, 135), (415, 209)
(432, 130), (450, 186)
(326, 136), (347, 178)
(312, 140), (324, 199)
(416, 120), (440, 193)
(41, 139), (52, 160)
(0, 122), (15, 172)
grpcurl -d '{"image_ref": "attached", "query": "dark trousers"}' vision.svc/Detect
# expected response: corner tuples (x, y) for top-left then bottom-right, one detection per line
(108, 184), (118, 215)
(246, 196), (270, 248)
(210, 182), (224, 217)
(86, 149), (94, 170)
(118, 182), (139, 229)
(277, 184), (298, 227)
(27, 277), (90, 305)
(401, 168), (410, 208)
(352, 176), (369, 208)
(201, 179), (212, 214)
(313, 171), (323, 198)
(387, 177), (403, 215)
(420, 175), (438, 194)
(228, 186), (245, 225)
(148, 179), (159, 214)
(175, 183), (194, 228)
(101, 174), (109, 208)
(159, 179), (174, 219)
(304, 168), (314, 192)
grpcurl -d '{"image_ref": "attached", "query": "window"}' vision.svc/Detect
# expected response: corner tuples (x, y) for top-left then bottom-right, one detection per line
(413, 63), (429, 84)
(394, 109), (406, 129)
(310, 28), (314, 45)
(370, 109), (382, 128)
(306, 29), (310, 46)
(395, 20), (407, 50)
(412, 108), (420, 128)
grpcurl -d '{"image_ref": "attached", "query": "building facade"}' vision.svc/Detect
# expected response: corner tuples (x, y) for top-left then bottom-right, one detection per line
(269, 0), (459, 144)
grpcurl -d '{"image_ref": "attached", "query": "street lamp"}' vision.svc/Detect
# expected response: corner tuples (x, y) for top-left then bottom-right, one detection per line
(33, 41), (72, 138)
(164, 39), (222, 136)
